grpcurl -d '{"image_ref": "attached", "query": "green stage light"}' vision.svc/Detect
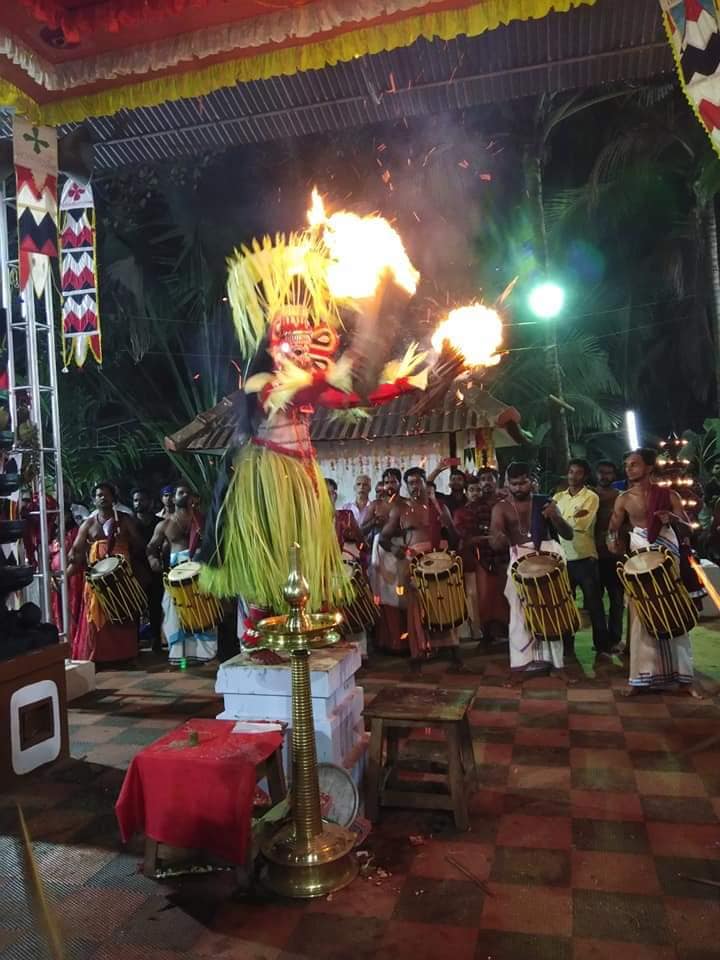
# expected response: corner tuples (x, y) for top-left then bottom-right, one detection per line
(528, 282), (565, 320)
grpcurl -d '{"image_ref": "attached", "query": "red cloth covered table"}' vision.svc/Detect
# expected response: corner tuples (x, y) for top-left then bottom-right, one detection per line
(115, 718), (284, 866)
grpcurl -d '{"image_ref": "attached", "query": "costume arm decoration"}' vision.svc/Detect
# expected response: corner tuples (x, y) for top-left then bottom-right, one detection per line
(314, 341), (429, 410)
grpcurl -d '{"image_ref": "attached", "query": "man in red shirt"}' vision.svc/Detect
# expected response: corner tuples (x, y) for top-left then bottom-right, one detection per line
(454, 469), (509, 643)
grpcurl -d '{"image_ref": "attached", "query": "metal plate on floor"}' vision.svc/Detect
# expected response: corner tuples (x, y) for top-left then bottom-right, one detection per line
(317, 762), (359, 827)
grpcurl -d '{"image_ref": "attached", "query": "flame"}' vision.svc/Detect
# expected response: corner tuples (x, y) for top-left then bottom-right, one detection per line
(689, 555), (720, 613)
(308, 188), (419, 298)
(431, 303), (504, 368)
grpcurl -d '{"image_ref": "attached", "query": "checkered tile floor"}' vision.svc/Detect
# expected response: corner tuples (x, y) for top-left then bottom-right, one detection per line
(1, 646), (719, 959)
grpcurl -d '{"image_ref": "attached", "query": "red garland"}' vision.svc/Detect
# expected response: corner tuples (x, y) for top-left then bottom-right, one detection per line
(19, 0), (216, 43)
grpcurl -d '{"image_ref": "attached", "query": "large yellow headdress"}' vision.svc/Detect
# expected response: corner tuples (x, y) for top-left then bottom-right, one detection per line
(226, 230), (343, 358)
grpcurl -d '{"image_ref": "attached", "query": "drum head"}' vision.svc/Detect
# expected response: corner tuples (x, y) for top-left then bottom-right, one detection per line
(168, 560), (201, 583)
(515, 553), (562, 579)
(624, 550), (666, 575)
(89, 556), (122, 577)
(417, 551), (454, 574)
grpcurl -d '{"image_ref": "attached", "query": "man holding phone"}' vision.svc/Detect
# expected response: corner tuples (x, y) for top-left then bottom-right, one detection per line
(427, 457), (467, 512)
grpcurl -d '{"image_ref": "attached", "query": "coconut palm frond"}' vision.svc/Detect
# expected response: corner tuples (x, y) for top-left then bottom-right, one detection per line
(563, 392), (622, 434)
(631, 82), (676, 109)
(557, 333), (622, 397)
(543, 187), (590, 229)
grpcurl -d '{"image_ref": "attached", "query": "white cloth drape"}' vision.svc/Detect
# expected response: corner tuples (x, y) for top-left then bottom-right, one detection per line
(316, 435), (450, 506)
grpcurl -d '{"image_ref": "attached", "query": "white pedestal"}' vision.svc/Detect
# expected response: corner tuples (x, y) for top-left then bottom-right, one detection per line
(216, 643), (365, 788)
(65, 660), (96, 701)
(699, 560), (720, 620)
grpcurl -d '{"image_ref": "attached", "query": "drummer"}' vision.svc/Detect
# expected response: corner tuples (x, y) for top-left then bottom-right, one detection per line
(67, 482), (149, 663)
(327, 478), (370, 657)
(379, 466), (467, 671)
(453, 470), (509, 644)
(489, 462), (575, 684)
(364, 468), (410, 654)
(147, 483), (217, 664)
(607, 448), (701, 697)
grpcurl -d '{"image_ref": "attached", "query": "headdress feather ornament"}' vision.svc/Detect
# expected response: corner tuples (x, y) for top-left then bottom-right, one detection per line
(226, 231), (343, 357)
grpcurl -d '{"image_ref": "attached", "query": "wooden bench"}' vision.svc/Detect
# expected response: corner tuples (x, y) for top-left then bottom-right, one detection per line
(364, 685), (476, 830)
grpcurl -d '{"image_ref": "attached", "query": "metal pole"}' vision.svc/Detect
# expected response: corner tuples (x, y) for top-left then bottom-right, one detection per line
(23, 284), (52, 621)
(44, 279), (69, 643)
(0, 181), (17, 431)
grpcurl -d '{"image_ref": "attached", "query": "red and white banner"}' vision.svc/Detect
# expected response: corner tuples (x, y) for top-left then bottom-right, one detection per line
(13, 116), (58, 298)
(59, 178), (102, 368)
(661, 1), (720, 154)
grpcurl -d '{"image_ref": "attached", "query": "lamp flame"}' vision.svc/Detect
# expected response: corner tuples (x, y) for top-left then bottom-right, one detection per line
(431, 303), (504, 368)
(308, 188), (419, 298)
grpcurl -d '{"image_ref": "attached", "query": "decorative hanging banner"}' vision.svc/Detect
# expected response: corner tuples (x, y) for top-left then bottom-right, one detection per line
(660, 0), (720, 155)
(12, 116), (58, 297)
(59, 178), (102, 368)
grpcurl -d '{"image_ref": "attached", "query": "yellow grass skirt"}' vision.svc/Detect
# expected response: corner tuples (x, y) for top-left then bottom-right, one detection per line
(199, 443), (351, 612)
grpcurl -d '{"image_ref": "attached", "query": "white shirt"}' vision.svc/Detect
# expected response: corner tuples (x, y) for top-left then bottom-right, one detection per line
(341, 500), (372, 528)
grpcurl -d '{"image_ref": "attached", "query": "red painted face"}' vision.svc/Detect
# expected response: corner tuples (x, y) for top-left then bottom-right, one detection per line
(269, 309), (338, 373)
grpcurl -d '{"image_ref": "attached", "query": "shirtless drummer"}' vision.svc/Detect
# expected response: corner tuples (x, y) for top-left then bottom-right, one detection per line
(608, 448), (702, 698)
(489, 462), (575, 685)
(379, 466), (469, 671)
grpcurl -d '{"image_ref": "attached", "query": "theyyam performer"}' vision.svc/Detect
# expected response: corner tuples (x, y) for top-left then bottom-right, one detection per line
(198, 191), (430, 628)
(608, 449), (702, 698)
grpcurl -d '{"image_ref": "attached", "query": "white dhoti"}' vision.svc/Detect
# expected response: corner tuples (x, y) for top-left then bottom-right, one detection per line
(164, 550), (218, 664)
(369, 533), (409, 653)
(505, 540), (565, 672)
(627, 528), (694, 688)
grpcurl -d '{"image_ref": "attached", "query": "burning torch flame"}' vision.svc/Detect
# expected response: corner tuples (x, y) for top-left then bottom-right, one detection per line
(308, 188), (419, 299)
(431, 304), (504, 368)
(689, 555), (720, 613)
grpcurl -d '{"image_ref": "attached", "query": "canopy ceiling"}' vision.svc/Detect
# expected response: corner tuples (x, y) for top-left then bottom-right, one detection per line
(0, 0), (669, 169)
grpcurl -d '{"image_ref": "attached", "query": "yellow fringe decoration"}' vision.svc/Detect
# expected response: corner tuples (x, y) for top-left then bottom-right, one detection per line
(199, 443), (352, 612)
(3, 1), (597, 126)
(380, 341), (428, 384)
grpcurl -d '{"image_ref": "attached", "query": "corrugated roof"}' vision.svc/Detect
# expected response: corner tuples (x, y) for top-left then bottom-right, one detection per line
(0, 0), (668, 167)
(164, 384), (518, 454)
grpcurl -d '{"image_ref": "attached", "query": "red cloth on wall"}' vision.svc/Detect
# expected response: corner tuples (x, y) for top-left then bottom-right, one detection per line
(115, 719), (284, 865)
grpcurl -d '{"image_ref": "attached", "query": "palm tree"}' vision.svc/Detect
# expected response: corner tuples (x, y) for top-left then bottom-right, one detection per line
(515, 89), (632, 472)
(490, 330), (622, 477)
(552, 91), (720, 419)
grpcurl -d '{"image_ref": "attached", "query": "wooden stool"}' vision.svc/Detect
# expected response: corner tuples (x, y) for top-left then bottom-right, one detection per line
(364, 686), (476, 830)
(143, 742), (287, 881)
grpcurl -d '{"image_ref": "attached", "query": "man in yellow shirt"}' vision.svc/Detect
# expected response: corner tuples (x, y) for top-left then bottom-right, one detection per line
(553, 459), (611, 657)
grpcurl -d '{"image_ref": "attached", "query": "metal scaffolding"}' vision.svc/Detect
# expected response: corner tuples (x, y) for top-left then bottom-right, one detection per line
(0, 177), (69, 635)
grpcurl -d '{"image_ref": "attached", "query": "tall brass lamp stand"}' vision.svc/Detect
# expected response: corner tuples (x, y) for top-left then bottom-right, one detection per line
(256, 546), (358, 898)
